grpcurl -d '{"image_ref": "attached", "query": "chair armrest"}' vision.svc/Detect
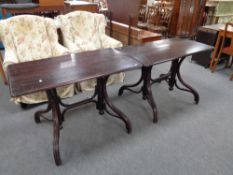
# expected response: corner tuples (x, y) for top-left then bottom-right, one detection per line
(0, 53), (7, 85)
(3, 49), (18, 71)
(52, 43), (70, 56)
(100, 35), (123, 49)
(1, 50), (19, 85)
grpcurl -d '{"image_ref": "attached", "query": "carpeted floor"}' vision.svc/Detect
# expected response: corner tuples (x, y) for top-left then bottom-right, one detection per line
(0, 59), (232, 175)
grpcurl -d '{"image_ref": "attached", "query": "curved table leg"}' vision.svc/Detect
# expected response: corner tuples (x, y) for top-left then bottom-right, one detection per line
(176, 58), (199, 104)
(169, 58), (199, 104)
(118, 70), (143, 96)
(98, 77), (132, 134)
(46, 89), (62, 166)
(34, 103), (52, 123)
(168, 60), (179, 91)
(142, 66), (158, 123)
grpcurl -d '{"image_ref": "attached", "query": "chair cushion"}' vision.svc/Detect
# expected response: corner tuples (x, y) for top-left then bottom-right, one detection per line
(0, 3), (39, 9)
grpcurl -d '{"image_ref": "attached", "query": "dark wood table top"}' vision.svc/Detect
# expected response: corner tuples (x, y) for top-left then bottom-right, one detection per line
(116, 38), (213, 66)
(7, 48), (141, 97)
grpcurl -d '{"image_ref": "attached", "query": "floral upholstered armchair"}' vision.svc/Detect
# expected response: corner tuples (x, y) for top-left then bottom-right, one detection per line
(0, 15), (75, 104)
(56, 11), (124, 91)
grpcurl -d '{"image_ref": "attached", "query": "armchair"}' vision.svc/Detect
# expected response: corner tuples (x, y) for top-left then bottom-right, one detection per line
(56, 11), (124, 91)
(0, 15), (75, 104)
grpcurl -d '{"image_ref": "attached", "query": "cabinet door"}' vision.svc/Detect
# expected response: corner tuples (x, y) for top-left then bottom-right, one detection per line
(170, 0), (206, 37)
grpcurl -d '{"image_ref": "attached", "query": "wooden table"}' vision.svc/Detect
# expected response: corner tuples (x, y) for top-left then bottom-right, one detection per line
(7, 48), (141, 166)
(117, 39), (213, 122)
(1, 5), (64, 19)
(64, 1), (98, 13)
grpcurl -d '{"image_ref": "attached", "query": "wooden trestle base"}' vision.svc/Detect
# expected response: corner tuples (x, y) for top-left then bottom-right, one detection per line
(34, 76), (132, 166)
(119, 57), (200, 125)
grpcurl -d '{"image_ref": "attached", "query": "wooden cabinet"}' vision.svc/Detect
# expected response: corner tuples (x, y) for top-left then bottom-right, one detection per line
(64, 1), (98, 13)
(140, 0), (147, 5)
(34, 0), (64, 6)
(169, 0), (207, 37)
(106, 21), (161, 45)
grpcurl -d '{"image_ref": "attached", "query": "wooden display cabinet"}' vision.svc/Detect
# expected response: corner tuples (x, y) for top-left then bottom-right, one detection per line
(169, 0), (207, 37)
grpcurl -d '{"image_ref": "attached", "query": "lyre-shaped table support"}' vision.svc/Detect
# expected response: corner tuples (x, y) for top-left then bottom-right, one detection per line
(119, 57), (199, 122)
(34, 76), (132, 166)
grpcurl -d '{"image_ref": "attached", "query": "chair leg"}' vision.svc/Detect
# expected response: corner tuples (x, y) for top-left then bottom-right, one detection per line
(230, 56), (233, 67)
(209, 34), (223, 72)
(0, 53), (8, 85)
(230, 73), (233, 81)
(225, 55), (233, 68)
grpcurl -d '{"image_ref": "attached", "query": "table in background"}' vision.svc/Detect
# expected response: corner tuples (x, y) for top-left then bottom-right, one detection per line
(1, 0), (64, 18)
(64, 1), (98, 13)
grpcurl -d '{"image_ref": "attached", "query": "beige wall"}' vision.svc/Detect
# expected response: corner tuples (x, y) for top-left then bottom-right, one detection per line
(147, 0), (154, 5)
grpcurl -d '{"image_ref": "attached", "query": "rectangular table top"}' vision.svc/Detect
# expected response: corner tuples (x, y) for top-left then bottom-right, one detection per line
(116, 38), (213, 66)
(7, 48), (141, 97)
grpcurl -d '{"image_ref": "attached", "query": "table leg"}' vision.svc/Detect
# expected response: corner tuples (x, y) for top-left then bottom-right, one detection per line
(119, 67), (158, 123)
(97, 76), (132, 134)
(118, 72), (144, 96)
(169, 57), (200, 104)
(141, 67), (158, 123)
(34, 90), (63, 126)
(34, 103), (52, 123)
(46, 89), (62, 166)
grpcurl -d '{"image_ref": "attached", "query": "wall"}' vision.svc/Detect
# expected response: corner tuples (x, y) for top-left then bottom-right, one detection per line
(147, 0), (154, 5)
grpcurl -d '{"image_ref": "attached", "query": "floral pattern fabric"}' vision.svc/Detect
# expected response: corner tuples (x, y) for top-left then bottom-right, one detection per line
(56, 11), (124, 91)
(0, 15), (75, 104)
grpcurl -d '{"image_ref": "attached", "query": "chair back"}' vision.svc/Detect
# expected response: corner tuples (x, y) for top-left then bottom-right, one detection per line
(56, 11), (107, 52)
(146, 5), (160, 26)
(0, 15), (63, 84)
(138, 5), (147, 22)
